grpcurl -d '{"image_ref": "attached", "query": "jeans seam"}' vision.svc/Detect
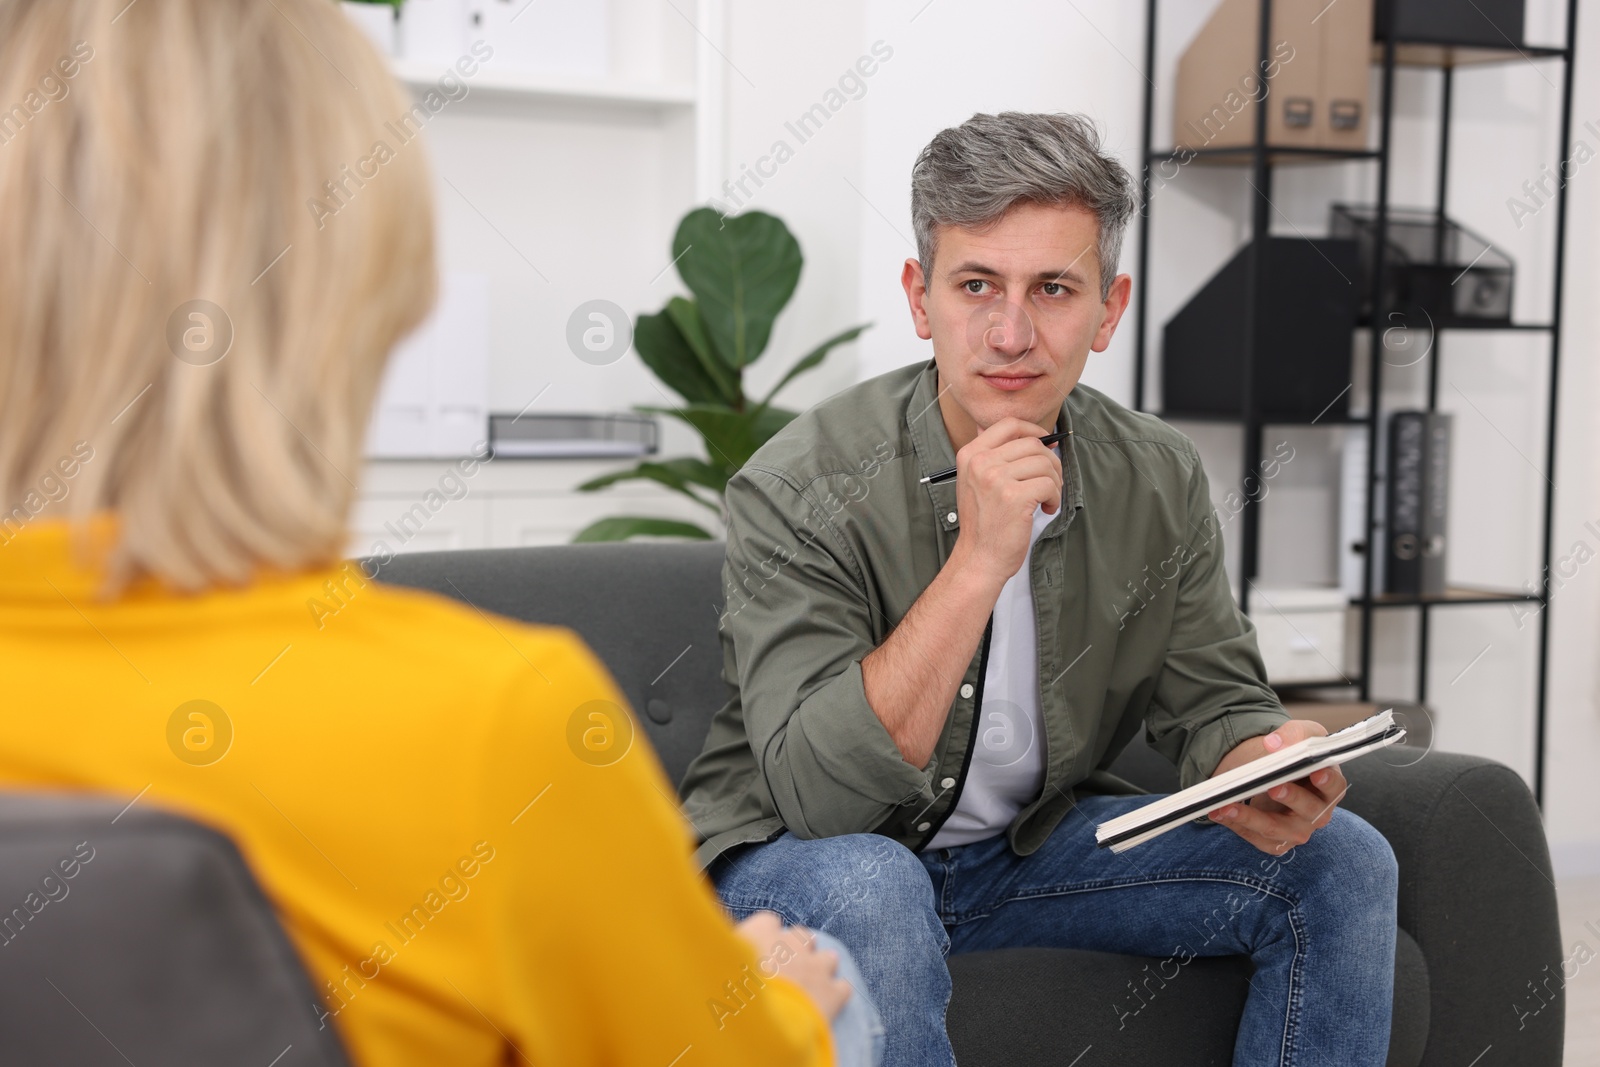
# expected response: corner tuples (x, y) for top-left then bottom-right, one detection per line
(945, 870), (1293, 926)
(940, 855), (953, 920)
(1281, 903), (1307, 1067)
(938, 856), (954, 956)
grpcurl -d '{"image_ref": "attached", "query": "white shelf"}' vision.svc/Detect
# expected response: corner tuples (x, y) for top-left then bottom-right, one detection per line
(390, 58), (696, 110)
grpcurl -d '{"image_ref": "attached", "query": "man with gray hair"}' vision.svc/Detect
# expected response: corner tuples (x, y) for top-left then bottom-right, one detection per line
(680, 111), (1398, 1066)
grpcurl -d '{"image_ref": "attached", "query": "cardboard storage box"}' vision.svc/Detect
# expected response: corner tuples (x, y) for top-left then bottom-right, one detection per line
(1173, 0), (1372, 154)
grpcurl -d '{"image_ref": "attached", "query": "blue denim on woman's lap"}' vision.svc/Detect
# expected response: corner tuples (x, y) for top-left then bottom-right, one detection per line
(712, 794), (1398, 1067)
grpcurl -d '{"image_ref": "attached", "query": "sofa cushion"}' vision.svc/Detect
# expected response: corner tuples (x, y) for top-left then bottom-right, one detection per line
(375, 542), (729, 789)
(947, 928), (1428, 1067)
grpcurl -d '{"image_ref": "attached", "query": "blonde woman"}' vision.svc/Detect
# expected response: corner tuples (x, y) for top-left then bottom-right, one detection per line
(0, 1), (881, 1064)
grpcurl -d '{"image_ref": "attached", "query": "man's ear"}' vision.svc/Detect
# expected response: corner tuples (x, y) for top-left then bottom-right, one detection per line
(1090, 272), (1134, 353)
(902, 258), (933, 341)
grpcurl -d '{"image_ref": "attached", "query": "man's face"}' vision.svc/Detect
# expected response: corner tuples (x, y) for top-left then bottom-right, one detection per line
(901, 200), (1132, 450)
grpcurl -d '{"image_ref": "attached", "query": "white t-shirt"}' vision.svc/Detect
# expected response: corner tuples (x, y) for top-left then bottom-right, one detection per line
(924, 500), (1054, 850)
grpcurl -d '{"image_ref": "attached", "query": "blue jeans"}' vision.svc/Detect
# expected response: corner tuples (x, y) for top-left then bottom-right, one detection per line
(711, 794), (1398, 1067)
(811, 929), (886, 1067)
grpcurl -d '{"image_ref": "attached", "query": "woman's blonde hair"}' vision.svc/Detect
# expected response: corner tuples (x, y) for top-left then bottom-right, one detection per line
(0, 0), (436, 591)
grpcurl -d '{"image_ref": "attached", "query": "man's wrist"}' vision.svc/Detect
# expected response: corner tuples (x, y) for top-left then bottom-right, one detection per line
(941, 539), (1008, 606)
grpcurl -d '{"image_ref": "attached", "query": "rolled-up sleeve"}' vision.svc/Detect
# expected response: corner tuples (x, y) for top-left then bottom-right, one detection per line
(723, 466), (932, 839)
(1145, 449), (1289, 791)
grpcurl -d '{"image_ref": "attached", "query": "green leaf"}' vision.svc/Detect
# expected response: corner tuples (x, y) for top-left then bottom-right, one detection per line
(572, 516), (715, 543)
(756, 322), (871, 412)
(666, 297), (739, 404)
(634, 308), (725, 404)
(637, 403), (765, 474)
(635, 401), (808, 474)
(579, 456), (727, 493)
(673, 207), (802, 369)
(750, 405), (799, 450)
(576, 459), (726, 513)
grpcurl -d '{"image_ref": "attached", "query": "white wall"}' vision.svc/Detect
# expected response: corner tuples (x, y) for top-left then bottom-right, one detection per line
(719, 1), (873, 411)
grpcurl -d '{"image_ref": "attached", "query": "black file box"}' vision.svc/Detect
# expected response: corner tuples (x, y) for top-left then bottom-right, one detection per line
(1161, 236), (1359, 421)
(1374, 0), (1524, 49)
(1331, 204), (1514, 327)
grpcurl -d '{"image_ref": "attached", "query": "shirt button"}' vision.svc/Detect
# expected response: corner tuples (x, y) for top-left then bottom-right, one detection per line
(941, 777), (956, 789)
(916, 821), (932, 832)
(946, 511), (958, 524)
(959, 683), (974, 699)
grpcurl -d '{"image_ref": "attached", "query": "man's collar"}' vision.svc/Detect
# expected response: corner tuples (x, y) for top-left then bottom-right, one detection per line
(903, 359), (1086, 538)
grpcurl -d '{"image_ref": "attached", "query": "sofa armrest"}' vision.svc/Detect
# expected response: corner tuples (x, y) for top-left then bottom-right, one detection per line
(1342, 751), (1564, 1067)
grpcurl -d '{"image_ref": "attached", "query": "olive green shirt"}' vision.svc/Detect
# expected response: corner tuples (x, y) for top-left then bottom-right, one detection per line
(679, 359), (1287, 870)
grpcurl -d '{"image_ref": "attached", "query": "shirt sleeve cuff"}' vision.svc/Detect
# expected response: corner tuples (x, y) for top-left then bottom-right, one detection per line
(1176, 708), (1291, 791)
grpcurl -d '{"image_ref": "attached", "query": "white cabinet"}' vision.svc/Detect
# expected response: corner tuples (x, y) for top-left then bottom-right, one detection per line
(348, 457), (722, 558)
(1246, 586), (1351, 685)
(348, 495), (490, 556)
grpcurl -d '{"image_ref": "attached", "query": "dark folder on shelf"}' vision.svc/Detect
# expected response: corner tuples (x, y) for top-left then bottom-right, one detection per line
(1385, 410), (1452, 596)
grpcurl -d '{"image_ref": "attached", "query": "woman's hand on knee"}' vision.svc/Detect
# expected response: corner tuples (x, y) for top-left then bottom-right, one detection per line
(734, 911), (855, 1021)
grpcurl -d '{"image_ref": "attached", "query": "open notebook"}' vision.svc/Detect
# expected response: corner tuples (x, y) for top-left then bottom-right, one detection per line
(1095, 710), (1407, 853)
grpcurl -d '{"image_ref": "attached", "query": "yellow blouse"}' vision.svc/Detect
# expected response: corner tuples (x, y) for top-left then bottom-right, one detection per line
(0, 517), (834, 1066)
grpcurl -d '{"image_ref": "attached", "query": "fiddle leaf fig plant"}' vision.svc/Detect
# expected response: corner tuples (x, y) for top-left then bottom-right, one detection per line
(573, 207), (869, 541)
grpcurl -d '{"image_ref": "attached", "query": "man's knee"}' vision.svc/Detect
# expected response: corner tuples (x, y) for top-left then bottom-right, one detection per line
(1290, 809), (1399, 909)
(718, 832), (939, 934)
(814, 834), (936, 925)
(1331, 810), (1397, 888)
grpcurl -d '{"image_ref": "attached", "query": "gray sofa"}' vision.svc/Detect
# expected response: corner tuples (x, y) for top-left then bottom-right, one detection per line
(378, 541), (1566, 1067)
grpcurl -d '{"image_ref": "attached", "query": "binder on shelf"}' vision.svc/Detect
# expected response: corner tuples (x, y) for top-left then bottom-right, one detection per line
(1422, 413), (1452, 595)
(1384, 411), (1451, 596)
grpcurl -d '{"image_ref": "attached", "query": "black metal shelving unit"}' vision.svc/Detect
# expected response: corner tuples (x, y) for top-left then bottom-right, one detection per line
(1132, 0), (1578, 805)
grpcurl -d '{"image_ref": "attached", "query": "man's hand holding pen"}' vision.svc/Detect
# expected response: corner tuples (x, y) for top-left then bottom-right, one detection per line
(944, 418), (1065, 592)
